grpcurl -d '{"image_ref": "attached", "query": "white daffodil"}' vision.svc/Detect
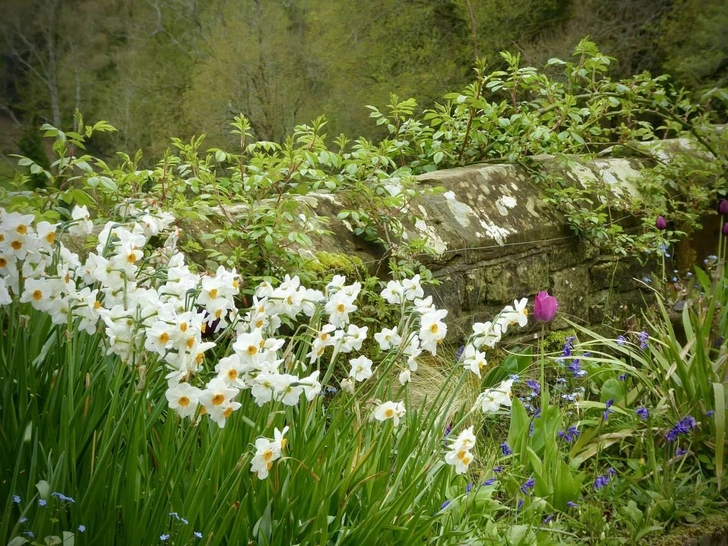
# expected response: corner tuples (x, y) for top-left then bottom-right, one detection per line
(349, 355), (373, 382)
(373, 400), (406, 427)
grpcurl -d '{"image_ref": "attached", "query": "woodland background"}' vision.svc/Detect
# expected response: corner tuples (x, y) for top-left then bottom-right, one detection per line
(1, 0), (727, 170)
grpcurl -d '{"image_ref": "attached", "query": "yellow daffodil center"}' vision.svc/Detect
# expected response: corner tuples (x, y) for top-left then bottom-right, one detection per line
(178, 396), (190, 407)
(209, 288), (218, 299)
(223, 406), (234, 418)
(227, 369), (238, 380)
(11, 240), (22, 250)
(159, 332), (170, 344)
(94, 300), (101, 309)
(211, 394), (225, 406)
(385, 408), (394, 418)
(0, 258), (7, 268)
(186, 337), (195, 349)
(337, 303), (345, 313)
(247, 345), (258, 356)
(16, 224), (27, 235)
(32, 290), (43, 301)
(430, 323), (439, 334)
(45, 232), (55, 243)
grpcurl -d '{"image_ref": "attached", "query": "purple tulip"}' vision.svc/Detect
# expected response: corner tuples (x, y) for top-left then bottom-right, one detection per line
(719, 199), (728, 215)
(656, 215), (667, 230)
(533, 290), (558, 322)
(723, 222), (728, 237)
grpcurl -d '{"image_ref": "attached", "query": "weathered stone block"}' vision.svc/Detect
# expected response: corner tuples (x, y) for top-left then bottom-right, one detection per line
(551, 266), (591, 329)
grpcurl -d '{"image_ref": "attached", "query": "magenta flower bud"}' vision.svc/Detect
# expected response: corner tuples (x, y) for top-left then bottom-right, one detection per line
(720, 199), (728, 216)
(533, 290), (558, 322)
(723, 222), (728, 237)
(655, 215), (667, 230)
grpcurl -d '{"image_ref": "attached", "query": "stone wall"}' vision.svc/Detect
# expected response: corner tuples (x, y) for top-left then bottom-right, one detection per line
(302, 155), (663, 341)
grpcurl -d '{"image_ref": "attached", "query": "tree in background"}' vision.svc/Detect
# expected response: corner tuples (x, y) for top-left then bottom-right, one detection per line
(0, 0), (726, 167)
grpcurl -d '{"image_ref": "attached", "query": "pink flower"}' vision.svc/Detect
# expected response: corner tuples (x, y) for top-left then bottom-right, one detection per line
(533, 291), (558, 322)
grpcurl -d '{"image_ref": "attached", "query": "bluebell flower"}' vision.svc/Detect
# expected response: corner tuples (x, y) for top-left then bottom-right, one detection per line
(520, 477), (535, 495)
(12, 495), (20, 504)
(666, 415), (696, 442)
(526, 379), (540, 395)
(618, 373), (627, 381)
(558, 425), (580, 443)
(603, 399), (614, 421)
(493, 465), (503, 473)
(455, 345), (465, 361)
(440, 500), (451, 511)
(544, 514), (554, 524)
(483, 478), (496, 486)
(593, 474), (610, 490)
(676, 447), (687, 457)
(636, 407), (649, 420)
(616, 335), (626, 346)
(567, 359), (586, 378)
(466, 483), (473, 493)
(566, 501), (579, 508)
(706, 410), (715, 417)
(517, 498), (524, 510)
(500, 442), (512, 456)
(638, 331), (649, 350)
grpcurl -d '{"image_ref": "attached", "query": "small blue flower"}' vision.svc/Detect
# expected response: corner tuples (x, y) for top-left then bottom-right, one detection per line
(636, 407), (649, 420)
(12, 495), (21, 504)
(181, 517), (188, 525)
(517, 498), (524, 510)
(194, 532), (203, 539)
(526, 379), (540, 395)
(566, 501), (579, 508)
(520, 477), (535, 495)
(78, 525), (86, 533)
(544, 514), (554, 524)
(23, 531), (34, 538)
(160, 534), (170, 542)
(618, 373), (627, 381)
(593, 474), (610, 490)
(642, 277), (651, 284)
(51, 492), (75, 503)
(500, 442), (512, 456)
(493, 465), (503, 473)
(440, 500), (451, 511)
(19, 517), (28, 524)
(509, 374), (520, 382)
(483, 478), (496, 486)
(676, 447), (688, 457)
(706, 410), (715, 417)
(638, 331), (649, 350)
(672, 276), (678, 282)
(454, 345), (465, 361)
(465, 483), (473, 493)
(38, 499), (47, 507)
(616, 335), (626, 346)
(603, 399), (615, 421)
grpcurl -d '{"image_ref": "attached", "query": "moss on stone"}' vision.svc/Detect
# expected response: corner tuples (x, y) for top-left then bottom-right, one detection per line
(303, 251), (366, 280)
(650, 514), (728, 546)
